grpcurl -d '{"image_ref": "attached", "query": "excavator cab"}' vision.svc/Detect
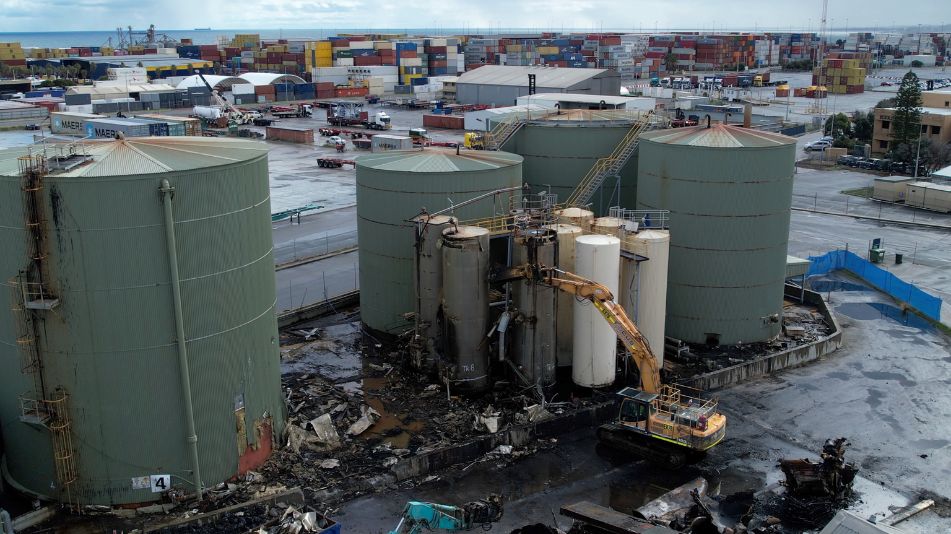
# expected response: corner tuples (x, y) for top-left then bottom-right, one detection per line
(618, 388), (654, 432)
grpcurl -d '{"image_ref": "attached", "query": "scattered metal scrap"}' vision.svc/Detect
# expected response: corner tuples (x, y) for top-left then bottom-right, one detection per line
(780, 438), (857, 502)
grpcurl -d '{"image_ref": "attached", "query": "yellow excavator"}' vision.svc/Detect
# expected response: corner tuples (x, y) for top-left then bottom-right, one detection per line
(504, 264), (727, 468)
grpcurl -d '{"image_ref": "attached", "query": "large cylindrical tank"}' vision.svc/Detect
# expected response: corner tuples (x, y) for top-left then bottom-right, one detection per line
(637, 125), (795, 344)
(357, 149), (522, 334)
(572, 234), (621, 388)
(511, 229), (557, 388)
(412, 214), (455, 369)
(544, 223), (583, 367)
(0, 138), (286, 505)
(554, 207), (594, 231)
(440, 225), (491, 393)
(502, 113), (640, 215)
(625, 230), (670, 366)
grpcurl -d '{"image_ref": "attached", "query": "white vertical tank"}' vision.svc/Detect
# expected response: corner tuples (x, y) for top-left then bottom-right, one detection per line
(627, 230), (670, 367)
(555, 207), (594, 232)
(544, 223), (584, 367)
(572, 234), (621, 388)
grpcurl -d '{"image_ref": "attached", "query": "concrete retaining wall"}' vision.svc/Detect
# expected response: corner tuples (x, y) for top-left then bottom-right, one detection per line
(682, 285), (842, 391)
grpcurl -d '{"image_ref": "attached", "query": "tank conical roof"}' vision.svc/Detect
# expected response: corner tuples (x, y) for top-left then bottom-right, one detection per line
(640, 124), (794, 148)
(356, 148), (522, 172)
(0, 137), (268, 178)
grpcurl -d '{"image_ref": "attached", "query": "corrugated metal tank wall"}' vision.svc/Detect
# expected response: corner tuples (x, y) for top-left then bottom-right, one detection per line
(502, 120), (638, 216)
(356, 150), (523, 335)
(0, 139), (286, 505)
(636, 125), (795, 345)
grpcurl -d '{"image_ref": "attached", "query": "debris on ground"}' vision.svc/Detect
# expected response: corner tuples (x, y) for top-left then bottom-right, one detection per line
(666, 301), (833, 377)
(779, 437), (857, 502)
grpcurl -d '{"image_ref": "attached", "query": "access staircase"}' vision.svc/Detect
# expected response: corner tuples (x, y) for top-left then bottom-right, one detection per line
(482, 113), (527, 151)
(564, 111), (653, 207)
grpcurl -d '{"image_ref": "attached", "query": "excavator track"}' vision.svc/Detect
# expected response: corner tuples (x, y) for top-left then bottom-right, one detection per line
(596, 423), (704, 469)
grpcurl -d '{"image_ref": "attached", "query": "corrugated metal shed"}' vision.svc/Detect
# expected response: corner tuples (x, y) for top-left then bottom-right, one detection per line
(67, 84), (178, 96)
(0, 136), (284, 505)
(819, 511), (903, 534)
(457, 65), (611, 88)
(639, 124), (795, 147)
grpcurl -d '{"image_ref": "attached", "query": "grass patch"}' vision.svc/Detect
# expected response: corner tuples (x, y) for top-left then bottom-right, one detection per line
(840, 187), (873, 198)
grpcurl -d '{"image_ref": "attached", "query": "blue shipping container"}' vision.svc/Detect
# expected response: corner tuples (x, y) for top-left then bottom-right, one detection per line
(411, 77), (429, 86)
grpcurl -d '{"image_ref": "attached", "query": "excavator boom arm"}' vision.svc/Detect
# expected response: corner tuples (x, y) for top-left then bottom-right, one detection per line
(543, 272), (662, 393)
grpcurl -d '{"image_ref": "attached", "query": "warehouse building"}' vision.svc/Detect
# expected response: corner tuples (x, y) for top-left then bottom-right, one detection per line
(455, 65), (622, 106)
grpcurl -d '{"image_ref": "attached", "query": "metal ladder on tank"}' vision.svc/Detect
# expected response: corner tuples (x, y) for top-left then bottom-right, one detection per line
(563, 110), (653, 208)
(11, 153), (78, 506)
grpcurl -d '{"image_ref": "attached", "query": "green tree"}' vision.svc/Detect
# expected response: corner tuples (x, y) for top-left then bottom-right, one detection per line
(664, 51), (677, 71)
(890, 71), (923, 162)
(824, 112), (852, 137)
(874, 97), (897, 108)
(852, 110), (874, 142)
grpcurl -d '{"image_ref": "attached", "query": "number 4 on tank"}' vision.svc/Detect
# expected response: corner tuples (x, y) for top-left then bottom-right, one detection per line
(150, 474), (171, 493)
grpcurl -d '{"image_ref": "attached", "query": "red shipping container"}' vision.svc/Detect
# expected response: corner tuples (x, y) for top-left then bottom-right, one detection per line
(399, 51), (417, 58)
(379, 49), (395, 56)
(425, 46), (448, 53)
(316, 81), (335, 90)
(317, 90), (335, 99)
(423, 114), (464, 129)
(255, 85), (276, 95)
(354, 56), (382, 66)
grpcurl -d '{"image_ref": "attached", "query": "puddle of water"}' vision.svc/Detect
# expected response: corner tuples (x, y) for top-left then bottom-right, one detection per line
(835, 302), (934, 331)
(861, 370), (917, 387)
(361, 376), (426, 449)
(809, 279), (873, 293)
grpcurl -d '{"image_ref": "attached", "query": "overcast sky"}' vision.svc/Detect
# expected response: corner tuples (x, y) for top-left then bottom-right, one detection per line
(0, 0), (947, 33)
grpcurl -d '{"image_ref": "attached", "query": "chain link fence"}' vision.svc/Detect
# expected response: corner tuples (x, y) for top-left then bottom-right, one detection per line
(273, 229), (358, 267)
(278, 262), (359, 313)
(791, 192), (951, 227)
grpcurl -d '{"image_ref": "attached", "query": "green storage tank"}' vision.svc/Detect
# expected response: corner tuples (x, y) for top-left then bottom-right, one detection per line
(356, 149), (522, 334)
(501, 111), (640, 215)
(636, 125), (795, 345)
(0, 138), (286, 505)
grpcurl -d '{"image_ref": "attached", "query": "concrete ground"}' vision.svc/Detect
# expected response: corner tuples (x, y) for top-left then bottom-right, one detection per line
(334, 271), (950, 532)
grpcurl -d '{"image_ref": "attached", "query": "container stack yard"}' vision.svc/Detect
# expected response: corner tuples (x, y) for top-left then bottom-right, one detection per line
(0, 17), (950, 534)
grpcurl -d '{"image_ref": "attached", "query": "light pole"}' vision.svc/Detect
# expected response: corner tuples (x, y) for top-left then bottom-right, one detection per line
(913, 128), (923, 178)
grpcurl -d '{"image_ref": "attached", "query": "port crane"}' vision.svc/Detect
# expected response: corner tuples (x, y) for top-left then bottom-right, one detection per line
(390, 495), (503, 534)
(500, 264), (727, 468)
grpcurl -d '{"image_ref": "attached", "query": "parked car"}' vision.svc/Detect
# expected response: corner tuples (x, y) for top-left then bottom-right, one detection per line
(804, 140), (832, 152)
(837, 155), (858, 166)
(873, 159), (894, 171)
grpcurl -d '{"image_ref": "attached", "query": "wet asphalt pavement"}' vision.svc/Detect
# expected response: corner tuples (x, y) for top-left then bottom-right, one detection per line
(334, 271), (951, 533)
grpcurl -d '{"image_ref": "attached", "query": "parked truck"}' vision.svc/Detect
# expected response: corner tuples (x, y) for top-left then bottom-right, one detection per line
(326, 101), (391, 130)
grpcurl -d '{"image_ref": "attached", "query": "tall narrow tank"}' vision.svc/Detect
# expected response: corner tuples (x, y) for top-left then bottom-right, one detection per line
(412, 214), (455, 369)
(511, 229), (557, 388)
(573, 234), (621, 388)
(502, 112), (640, 215)
(555, 207), (594, 231)
(357, 149), (522, 334)
(637, 125), (795, 344)
(544, 223), (583, 367)
(626, 230), (670, 366)
(440, 225), (491, 393)
(0, 138), (286, 505)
